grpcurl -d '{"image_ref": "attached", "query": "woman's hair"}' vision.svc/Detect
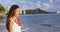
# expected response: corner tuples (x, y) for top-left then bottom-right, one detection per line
(6, 5), (19, 30)
(7, 5), (19, 18)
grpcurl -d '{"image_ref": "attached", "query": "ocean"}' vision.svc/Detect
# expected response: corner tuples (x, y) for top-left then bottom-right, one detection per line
(0, 14), (60, 32)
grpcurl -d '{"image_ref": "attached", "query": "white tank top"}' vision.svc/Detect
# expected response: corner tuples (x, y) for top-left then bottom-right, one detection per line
(10, 18), (21, 32)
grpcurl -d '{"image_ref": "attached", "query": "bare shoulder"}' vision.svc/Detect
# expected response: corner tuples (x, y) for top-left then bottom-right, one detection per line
(9, 17), (14, 24)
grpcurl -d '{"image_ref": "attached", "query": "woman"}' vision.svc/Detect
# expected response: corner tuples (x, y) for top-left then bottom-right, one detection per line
(6, 5), (22, 32)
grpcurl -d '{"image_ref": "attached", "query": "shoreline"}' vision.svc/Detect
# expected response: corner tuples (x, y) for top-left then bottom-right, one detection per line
(0, 13), (60, 18)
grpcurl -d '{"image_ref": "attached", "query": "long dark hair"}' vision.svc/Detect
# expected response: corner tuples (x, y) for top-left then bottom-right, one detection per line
(6, 5), (19, 30)
(7, 5), (19, 18)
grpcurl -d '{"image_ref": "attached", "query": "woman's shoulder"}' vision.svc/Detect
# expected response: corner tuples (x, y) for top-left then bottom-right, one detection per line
(10, 17), (14, 20)
(9, 17), (14, 22)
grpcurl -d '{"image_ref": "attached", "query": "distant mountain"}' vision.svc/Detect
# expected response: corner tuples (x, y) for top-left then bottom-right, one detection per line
(24, 8), (54, 14)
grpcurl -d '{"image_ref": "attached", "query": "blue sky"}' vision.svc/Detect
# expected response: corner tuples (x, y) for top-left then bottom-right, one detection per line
(0, 0), (60, 12)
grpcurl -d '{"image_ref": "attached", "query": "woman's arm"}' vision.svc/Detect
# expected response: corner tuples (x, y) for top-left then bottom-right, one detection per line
(9, 19), (13, 32)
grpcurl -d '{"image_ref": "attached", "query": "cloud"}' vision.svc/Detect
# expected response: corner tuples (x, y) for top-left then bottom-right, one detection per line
(49, 0), (53, 3)
(18, 0), (28, 6)
(0, 0), (8, 4)
(55, 6), (60, 10)
(19, 0), (26, 3)
(42, 3), (51, 10)
(37, 4), (41, 8)
(55, 0), (60, 2)
(18, 0), (32, 10)
(41, 2), (56, 12)
(36, 1), (42, 8)
(43, 3), (50, 7)
(18, 0), (26, 4)
(35, 1), (53, 11)
(0, 0), (59, 12)
(36, 1), (54, 11)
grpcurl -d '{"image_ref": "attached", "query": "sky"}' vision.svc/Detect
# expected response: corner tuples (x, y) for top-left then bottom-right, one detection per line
(0, 0), (60, 12)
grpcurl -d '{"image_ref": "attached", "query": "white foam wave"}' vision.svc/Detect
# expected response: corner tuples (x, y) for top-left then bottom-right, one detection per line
(22, 28), (29, 31)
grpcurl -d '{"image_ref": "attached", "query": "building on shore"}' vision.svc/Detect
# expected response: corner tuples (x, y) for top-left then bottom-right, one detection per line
(19, 9), (26, 14)
(57, 11), (60, 13)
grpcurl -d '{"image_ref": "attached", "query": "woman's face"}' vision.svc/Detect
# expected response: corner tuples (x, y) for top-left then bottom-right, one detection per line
(14, 8), (20, 17)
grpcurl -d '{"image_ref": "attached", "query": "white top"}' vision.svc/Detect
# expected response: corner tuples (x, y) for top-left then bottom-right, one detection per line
(10, 18), (21, 32)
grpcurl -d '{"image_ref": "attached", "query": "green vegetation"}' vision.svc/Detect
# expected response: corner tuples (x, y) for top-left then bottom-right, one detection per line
(0, 4), (6, 18)
(0, 4), (6, 13)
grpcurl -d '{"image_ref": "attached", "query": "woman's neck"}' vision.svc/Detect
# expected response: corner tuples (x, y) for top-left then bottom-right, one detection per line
(12, 16), (18, 23)
(12, 16), (17, 20)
